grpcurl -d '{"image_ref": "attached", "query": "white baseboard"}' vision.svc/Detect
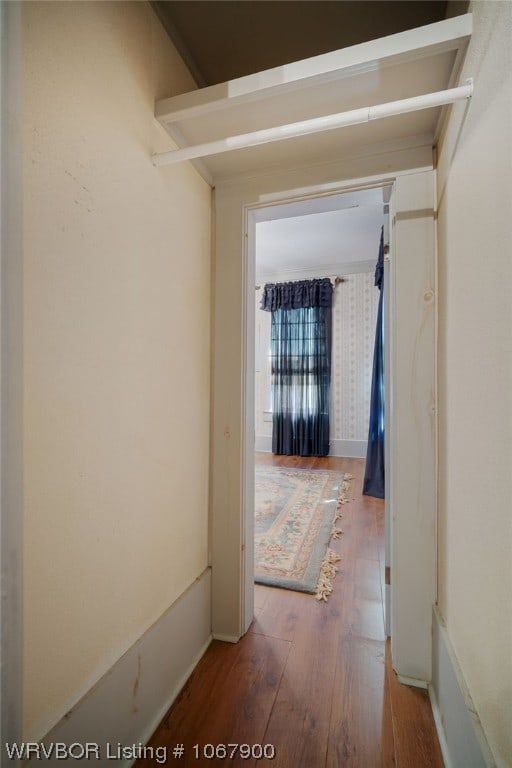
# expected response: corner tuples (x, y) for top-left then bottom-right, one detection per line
(429, 606), (495, 768)
(211, 633), (240, 643)
(329, 439), (367, 458)
(397, 674), (428, 689)
(384, 582), (391, 637)
(39, 569), (212, 767)
(254, 436), (367, 458)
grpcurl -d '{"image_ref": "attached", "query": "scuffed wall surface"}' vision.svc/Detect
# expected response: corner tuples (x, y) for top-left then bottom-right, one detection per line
(23, 1), (211, 739)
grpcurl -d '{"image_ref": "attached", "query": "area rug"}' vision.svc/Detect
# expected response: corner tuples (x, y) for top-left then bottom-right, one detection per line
(254, 466), (352, 601)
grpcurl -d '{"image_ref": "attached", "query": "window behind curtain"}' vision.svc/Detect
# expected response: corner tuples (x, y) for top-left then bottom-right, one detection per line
(261, 279), (333, 457)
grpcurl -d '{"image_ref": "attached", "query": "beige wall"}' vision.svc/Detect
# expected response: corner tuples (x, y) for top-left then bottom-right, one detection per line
(23, 1), (211, 739)
(437, 2), (512, 764)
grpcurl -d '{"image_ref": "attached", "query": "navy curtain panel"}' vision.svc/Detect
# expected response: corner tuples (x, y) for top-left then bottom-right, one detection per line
(261, 278), (333, 457)
(363, 227), (385, 498)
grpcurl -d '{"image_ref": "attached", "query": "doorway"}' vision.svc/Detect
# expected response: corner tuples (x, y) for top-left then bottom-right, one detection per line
(211, 167), (436, 684)
(251, 185), (388, 617)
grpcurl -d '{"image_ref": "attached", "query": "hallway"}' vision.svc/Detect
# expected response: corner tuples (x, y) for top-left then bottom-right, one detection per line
(7, 3), (508, 760)
(137, 456), (443, 767)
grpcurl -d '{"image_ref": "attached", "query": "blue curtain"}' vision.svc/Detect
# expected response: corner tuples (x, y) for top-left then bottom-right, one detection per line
(363, 228), (385, 498)
(261, 278), (333, 456)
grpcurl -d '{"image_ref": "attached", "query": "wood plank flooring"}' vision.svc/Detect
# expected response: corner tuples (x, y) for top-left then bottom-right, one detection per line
(136, 455), (443, 768)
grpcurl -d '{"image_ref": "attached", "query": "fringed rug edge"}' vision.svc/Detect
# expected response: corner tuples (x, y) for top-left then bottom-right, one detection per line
(315, 473), (354, 602)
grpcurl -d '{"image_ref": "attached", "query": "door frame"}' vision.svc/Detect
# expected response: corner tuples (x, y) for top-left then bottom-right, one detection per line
(211, 164), (436, 684)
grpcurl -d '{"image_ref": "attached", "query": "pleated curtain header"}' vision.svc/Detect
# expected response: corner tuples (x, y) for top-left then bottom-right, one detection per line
(260, 278), (333, 311)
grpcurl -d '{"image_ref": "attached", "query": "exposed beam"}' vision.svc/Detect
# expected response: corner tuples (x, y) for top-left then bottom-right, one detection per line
(152, 82), (473, 167)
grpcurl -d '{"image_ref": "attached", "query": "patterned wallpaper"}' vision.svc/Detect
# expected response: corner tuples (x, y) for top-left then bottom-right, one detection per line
(255, 288), (273, 439)
(255, 272), (380, 449)
(331, 271), (379, 442)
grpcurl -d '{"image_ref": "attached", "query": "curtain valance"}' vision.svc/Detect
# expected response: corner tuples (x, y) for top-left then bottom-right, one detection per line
(260, 278), (333, 312)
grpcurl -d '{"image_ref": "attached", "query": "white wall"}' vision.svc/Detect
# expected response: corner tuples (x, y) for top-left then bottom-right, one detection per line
(436, 2), (512, 765)
(254, 272), (379, 457)
(22, 1), (211, 740)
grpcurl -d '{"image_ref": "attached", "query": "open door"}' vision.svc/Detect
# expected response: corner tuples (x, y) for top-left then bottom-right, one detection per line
(383, 186), (393, 638)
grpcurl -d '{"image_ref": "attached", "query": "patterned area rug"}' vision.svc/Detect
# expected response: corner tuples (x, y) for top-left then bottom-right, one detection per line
(254, 466), (352, 601)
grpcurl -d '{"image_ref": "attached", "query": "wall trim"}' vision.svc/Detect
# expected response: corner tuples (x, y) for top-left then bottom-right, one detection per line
(329, 439), (367, 458)
(255, 436), (367, 458)
(397, 674), (428, 689)
(211, 633), (241, 643)
(39, 569), (212, 767)
(429, 606), (495, 768)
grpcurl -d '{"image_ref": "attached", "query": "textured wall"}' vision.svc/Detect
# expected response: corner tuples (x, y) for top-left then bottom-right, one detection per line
(22, 1), (211, 739)
(254, 288), (272, 440)
(331, 271), (379, 443)
(436, 2), (512, 764)
(255, 271), (379, 450)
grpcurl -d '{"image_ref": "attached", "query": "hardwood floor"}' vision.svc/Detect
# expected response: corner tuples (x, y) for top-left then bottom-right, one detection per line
(136, 455), (443, 768)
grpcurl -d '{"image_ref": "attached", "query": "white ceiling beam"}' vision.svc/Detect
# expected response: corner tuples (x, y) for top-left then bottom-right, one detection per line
(161, 122), (214, 186)
(152, 82), (473, 167)
(155, 14), (472, 126)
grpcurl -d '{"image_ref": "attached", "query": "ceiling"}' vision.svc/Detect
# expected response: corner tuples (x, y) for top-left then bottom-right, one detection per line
(152, 1), (456, 88)
(255, 187), (386, 280)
